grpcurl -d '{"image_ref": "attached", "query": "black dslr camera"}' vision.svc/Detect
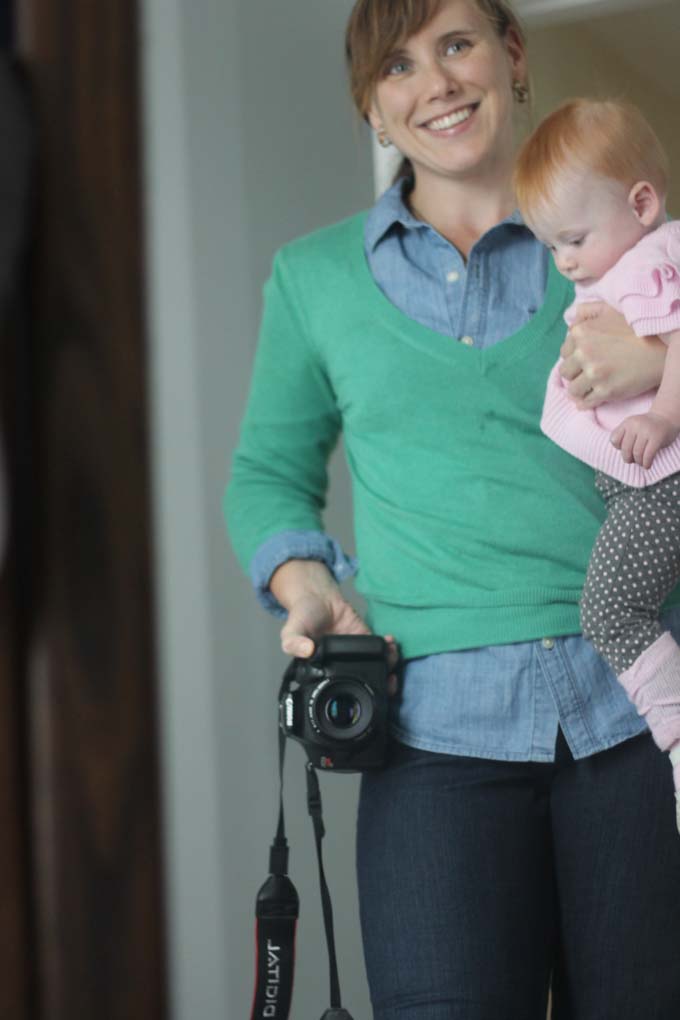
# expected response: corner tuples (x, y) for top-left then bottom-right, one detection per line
(279, 634), (391, 771)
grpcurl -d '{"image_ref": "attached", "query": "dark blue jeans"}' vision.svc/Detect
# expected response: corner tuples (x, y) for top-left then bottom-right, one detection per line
(356, 729), (680, 1019)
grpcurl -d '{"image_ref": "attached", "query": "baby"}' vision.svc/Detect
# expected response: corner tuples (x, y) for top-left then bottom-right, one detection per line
(514, 98), (680, 831)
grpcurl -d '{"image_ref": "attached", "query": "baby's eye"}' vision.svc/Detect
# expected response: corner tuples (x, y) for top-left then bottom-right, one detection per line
(570, 237), (585, 247)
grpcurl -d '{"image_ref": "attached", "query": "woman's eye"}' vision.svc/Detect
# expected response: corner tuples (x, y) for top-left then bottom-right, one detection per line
(444, 39), (470, 56)
(385, 58), (410, 76)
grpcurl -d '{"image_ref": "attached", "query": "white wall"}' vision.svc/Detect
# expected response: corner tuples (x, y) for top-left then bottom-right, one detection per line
(142, 1), (374, 1017)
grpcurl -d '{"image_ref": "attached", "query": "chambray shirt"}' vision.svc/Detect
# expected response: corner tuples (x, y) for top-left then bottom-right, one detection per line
(248, 179), (669, 763)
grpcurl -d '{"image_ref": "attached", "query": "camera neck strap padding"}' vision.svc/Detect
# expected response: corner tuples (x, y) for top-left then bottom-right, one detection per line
(250, 671), (354, 1020)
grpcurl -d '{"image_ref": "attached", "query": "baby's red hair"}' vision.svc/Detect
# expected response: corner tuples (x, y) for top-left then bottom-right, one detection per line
(514, 98), (669, 222)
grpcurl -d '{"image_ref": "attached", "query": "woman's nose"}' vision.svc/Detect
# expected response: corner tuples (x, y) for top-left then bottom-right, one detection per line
(422, 61), (457, 100)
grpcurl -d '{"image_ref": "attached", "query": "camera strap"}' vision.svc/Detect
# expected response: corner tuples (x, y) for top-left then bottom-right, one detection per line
(251, 727), (299, 1020)
(251, 670), (354, 1020)
(305, 761), (345, 1013)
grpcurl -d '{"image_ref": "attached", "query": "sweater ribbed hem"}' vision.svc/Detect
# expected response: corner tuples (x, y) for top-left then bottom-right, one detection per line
(367, 597), (583, 660)
(368, 590), (680, 659)
(541, 362), (680, 488)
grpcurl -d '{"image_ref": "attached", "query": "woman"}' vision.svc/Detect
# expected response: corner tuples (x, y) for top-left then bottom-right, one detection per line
(226, 1), (680, 1016)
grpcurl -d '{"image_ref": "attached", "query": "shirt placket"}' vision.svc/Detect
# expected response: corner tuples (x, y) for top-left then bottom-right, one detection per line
(436, 237), (466, 340)
(537, 637), (598, 757)
(456, 248), (484, 348)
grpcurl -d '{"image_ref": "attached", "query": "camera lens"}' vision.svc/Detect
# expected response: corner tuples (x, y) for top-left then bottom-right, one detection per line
(325, 694), (361, 729)
(313, 676), (374, 742)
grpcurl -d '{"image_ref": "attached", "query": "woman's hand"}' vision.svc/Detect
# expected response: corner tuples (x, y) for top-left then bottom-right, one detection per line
(559, 302), (666, 409)
(270, 559), (399, 688)
(280, 584), (370, 658)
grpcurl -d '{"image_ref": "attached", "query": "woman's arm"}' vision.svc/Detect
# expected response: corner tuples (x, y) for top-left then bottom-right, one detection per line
(558, 302), (667, 408)
(226, 255), (356, 653)
(226, 251), (399, 669)
(225, 250), (343, 574)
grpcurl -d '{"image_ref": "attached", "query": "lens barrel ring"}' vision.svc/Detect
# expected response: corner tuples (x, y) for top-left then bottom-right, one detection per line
(308, 675), (375, 743)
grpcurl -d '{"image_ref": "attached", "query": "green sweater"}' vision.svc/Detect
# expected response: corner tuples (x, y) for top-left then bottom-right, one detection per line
(226, 212), (660, 659)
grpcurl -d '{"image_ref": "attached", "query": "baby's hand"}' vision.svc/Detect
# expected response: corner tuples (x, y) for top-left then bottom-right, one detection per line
(610, 413), (680, 468)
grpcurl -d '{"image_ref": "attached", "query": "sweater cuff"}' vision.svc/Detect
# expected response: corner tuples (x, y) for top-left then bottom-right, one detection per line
(249, 530), (359, 618)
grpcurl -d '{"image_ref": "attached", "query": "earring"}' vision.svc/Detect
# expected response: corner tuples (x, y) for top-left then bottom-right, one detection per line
(512, 81), (529, 104)
(377, 129), (392, 148)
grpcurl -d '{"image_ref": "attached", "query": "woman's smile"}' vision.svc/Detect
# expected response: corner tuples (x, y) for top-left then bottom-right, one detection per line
(420, 102), (480, 135)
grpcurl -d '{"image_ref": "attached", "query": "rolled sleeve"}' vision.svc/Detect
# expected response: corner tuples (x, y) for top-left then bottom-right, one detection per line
(249, 529), (359, 617)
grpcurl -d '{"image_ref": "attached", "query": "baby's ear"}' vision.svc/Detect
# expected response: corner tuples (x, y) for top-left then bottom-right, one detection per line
(628, 180), (660, 226)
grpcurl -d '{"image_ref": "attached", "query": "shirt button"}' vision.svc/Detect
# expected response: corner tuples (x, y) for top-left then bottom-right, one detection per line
(460, 335), (474, 346)
(541, 638), (555, 650)
(447, 270), (460, 282)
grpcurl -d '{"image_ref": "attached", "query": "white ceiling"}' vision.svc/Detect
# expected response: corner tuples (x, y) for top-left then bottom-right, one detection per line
(517, 0), (674, 26)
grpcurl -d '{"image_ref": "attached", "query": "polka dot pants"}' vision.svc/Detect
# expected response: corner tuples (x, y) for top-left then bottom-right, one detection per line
(580, 471), (680, 674)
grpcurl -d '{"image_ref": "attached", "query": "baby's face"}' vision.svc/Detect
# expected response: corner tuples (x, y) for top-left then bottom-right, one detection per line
(527, 172), (648, 286)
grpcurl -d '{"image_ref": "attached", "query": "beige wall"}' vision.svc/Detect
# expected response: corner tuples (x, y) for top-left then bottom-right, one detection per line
(525, 5), (680, 213)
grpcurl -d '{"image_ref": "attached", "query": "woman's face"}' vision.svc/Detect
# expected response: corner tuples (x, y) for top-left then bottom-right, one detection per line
(368, 0), (525, 188)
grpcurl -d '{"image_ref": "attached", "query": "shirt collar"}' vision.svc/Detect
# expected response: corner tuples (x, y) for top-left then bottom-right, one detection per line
(365, 178), (534, 253)
(365, 178), (422, 253)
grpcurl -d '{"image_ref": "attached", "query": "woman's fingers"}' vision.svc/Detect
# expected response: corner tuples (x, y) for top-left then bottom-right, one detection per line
(280, 631), (315, 658)
(569, 373), (599, 402)
(559, 304), (605, 367)
(568, 300), (606, 326)
(383, 633), (399, 667)
(280, 593), (331, 657)
(280, 592), (371, 658)
(382, 633), (400, 695)
(559, 334), (595, 396)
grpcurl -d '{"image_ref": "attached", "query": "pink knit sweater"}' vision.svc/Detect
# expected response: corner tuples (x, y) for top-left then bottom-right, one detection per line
(541, 221), (680, 487)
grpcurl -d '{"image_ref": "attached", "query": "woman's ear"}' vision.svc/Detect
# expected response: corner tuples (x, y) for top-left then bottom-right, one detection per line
(628, 180), (661, 227)
(504, 27), (527, 87)
(367, 101), (383, 136)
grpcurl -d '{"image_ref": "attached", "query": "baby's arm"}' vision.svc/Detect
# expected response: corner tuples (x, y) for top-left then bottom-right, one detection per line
(610, 329), (680, 468)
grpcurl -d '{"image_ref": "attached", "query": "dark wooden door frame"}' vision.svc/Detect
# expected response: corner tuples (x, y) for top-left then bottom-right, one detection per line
(0, 43), (37, 1020)
(0, 2), (169, 1017)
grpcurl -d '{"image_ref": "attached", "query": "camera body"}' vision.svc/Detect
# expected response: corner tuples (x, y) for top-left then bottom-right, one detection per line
(279, 634), (391, 771)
